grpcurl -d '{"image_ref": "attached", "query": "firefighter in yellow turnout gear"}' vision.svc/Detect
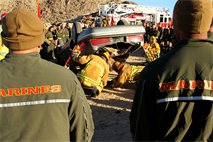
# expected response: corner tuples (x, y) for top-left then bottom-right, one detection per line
(144, 36), (161, 62)
(72, 52), (111, 97)
(0, 13), (9, 60)
(109, 61), (145, 88)
(0, 44), (9, 60)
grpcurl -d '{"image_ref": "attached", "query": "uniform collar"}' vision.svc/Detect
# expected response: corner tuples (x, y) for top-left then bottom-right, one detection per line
(5, 52), (40, 58)
(176, 38), (213, 47)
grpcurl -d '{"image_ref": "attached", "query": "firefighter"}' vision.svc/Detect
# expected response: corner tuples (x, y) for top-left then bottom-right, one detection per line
(0, 34), (9, 60)
(108, 61), (145, 88)
(72, 51), (111, 98)
(102, 18), (107, 27)
(0, 12), (9, 60)
(144, 36), (160, 62)
(0, 9), (94, 142)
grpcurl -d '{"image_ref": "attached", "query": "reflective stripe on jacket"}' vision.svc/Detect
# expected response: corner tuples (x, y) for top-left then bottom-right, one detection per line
(145, 42), (160, 62)
(111, 64), (145, 88)
(73, 55), (109, 92)
(77, 61), (104, 86)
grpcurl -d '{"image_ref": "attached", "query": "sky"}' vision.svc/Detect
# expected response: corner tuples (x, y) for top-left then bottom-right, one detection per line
(131, 0), (177, 16)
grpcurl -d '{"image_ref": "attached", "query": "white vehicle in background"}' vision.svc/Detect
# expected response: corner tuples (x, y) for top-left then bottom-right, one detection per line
(98, 2), (172, 27)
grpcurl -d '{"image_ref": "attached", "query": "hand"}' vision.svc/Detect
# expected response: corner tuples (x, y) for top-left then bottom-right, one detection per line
(71, 53), (79, 60)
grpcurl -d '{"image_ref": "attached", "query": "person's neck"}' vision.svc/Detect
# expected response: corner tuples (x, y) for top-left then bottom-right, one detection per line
(180, 32), (208, 40)
(208, 26), (213, 32)
(11, 46), (41, 54)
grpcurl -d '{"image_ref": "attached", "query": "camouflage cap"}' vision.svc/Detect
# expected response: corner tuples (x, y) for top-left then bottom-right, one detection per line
(1, 9), (44, 51)
(173, 0), (212, 34)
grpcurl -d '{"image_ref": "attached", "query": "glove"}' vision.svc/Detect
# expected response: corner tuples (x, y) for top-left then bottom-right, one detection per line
(71, 53), (79, 60)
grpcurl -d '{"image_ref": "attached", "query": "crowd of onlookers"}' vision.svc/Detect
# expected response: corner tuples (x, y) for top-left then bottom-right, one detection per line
(82, 21), (178, 57)
(142, 22), (178, 56)
(41, 22), (72, 60)
(40, 20), (177, 61)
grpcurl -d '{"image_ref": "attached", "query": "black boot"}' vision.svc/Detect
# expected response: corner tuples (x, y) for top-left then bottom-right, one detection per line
(91, 86), (99, 98)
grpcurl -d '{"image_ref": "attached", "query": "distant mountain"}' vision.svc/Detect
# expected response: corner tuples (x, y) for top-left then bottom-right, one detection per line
(0, 0), (138, 24)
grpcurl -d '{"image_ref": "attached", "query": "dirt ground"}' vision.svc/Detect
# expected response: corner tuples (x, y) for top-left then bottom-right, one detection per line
(84, 48), (146, 141)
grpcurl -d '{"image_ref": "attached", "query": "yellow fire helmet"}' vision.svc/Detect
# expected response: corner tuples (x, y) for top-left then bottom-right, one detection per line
(100, 51), (111, 61)
(150, 36), (157, 42)
(112, 61), (125, 72)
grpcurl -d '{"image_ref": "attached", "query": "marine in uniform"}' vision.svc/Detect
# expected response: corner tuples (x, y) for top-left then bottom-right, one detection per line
(72, 51), (111, 97)
(61, 23), (66, 44)
(144, 23), (151, 43)
(65, 23), (72, 42)
(169, 25), (175, 41)
(151, 26), (160, 40)
(157, 22), (164, 43)
(162, 24), (170, 42)
(56, 23), (64, 54)
(45, 26), (56, 59)
(51, 23), (57, 39)
(130, 0), (213, 141)
(150, 24), (155, 36)
(0, 9), (94, 142)
(108, 61), (145, 88)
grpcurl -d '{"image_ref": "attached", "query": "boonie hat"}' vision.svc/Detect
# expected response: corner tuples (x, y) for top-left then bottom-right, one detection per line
(173, 0), (212, 34)
(1, 9), (44, 51)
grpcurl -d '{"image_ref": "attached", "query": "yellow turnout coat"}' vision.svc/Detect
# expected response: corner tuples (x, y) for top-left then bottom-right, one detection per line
(73, 54), (109, 93)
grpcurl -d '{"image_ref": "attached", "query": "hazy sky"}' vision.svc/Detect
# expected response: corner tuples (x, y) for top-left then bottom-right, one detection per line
(131, 0), (177, 16)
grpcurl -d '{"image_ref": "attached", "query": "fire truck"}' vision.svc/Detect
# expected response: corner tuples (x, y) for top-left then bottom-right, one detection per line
(98, 2), (172, 27)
